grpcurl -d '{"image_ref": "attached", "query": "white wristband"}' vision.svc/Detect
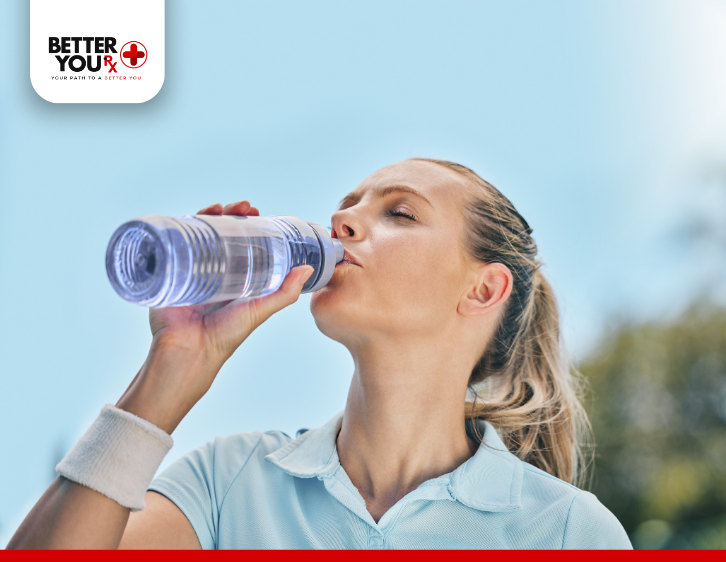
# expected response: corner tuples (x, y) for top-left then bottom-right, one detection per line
(56, 404), (174, 512)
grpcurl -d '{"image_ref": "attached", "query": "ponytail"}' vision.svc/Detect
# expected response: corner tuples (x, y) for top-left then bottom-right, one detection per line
(467, 268), (590, 485)
(411, 158), (591, 486)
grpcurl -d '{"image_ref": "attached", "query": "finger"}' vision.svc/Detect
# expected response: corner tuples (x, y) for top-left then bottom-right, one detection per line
(200, 266), (314, 359)
(197, 203), (223, 215)
(247, 207), (260, 216)
(248, 266), (315, 325)
(222, 200), (251, 215)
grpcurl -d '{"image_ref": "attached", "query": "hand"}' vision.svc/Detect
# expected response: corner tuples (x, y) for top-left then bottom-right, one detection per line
(116, 200), (315, 433)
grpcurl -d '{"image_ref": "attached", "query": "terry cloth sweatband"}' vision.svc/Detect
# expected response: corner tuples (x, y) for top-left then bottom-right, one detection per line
(55, 403), (174, 512)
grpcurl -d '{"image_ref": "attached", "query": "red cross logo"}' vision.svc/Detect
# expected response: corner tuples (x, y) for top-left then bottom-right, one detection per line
(120, 41), (148, 69)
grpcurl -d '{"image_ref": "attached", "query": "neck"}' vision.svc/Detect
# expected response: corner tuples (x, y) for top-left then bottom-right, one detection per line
(336, 334), (479, 523)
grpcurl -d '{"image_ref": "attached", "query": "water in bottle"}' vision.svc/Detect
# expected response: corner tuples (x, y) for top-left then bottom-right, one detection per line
(106, 214), (345, 308)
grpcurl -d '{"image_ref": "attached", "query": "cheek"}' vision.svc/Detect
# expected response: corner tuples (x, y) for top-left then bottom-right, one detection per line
(309, 229), (466, 335)
(370, 232), (463, 322)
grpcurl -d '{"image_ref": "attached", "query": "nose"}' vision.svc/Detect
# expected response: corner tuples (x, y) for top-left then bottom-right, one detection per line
(330, 209), (362, 241)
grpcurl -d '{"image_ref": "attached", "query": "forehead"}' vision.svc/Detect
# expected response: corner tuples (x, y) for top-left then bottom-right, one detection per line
(358, 160), (469, 196)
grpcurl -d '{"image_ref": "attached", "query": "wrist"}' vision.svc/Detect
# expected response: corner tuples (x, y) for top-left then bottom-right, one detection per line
(56, 404), (174, 512)
(117, 341), (220, 434)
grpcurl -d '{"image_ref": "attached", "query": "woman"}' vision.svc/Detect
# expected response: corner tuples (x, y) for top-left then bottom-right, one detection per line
(8, 158), (632, 549)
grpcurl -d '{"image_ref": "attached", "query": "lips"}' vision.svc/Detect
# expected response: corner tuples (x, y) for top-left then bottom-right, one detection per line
(336, 249), (362, 267)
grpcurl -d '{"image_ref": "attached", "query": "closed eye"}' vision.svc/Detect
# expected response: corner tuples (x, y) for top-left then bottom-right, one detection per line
(389, 209), (417, 221)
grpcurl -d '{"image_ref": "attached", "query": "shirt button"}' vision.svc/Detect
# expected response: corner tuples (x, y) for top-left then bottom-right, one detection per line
(368, 535), (384, 549)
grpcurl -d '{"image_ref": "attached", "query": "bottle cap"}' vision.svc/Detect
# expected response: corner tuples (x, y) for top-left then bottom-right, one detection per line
(307, 222), (344, 292)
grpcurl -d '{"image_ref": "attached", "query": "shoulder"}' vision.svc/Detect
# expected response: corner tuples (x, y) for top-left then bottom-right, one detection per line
(150, 432), (290, 516)
(148, 428), (294, 549)
(519, 463), (632, 549)
(163, 428), (293, 491)
(561, 488), (633, 549)
(519, 461), (580, 502)
(210, 429), (293, 481)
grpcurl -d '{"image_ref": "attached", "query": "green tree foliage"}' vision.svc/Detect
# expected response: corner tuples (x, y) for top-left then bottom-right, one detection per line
(579, 302), (726, 548)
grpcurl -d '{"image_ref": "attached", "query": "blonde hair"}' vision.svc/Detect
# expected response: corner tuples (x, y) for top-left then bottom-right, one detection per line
(411, 158), (592, 486)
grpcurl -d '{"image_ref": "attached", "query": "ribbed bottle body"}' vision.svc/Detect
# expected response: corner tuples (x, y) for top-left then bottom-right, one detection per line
(106, 214), (343, 308)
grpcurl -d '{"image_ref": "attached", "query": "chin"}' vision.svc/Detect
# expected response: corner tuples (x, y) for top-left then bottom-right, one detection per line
(310, 270), (364, 341)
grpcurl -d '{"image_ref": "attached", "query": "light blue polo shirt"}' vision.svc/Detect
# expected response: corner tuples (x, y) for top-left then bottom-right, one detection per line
(148, 411), (632, 549)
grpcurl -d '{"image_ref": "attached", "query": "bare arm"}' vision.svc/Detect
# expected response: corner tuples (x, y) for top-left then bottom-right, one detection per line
(120, 492), (201, 549)
(6, 346), (205, 550)
(7, 477), (131, 549)
(6, 200), (314, 550)
(7, 478), (199, 549)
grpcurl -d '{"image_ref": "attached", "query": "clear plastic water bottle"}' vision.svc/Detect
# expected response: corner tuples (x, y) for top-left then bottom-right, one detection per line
(105, 214), (344, 308)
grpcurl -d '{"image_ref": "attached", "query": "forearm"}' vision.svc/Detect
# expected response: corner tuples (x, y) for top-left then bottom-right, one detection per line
(7, 344), (205, 550)
(116, 340), (216, 435)
(6, 477), (130, 549)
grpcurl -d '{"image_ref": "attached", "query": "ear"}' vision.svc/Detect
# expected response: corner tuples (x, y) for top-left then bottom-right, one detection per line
(458, 262), (513, 317)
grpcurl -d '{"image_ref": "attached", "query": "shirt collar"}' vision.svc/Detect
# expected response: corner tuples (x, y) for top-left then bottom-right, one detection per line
(264, 410), (344, 479)
(264, 410), (523, 512)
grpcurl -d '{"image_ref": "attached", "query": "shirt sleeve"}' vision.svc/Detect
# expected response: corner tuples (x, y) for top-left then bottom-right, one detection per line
(562, 490), (633, 549)
(147, 431), (264, 550)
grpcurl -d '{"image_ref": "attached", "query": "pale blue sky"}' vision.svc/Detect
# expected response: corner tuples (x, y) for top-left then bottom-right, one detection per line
(1, 0), (725, 542)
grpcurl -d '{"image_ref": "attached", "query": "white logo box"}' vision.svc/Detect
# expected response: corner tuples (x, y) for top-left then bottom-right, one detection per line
(30, 0), (165, 103)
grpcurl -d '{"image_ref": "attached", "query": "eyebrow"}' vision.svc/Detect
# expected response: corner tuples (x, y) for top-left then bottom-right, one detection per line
(336, 184), (434, 210)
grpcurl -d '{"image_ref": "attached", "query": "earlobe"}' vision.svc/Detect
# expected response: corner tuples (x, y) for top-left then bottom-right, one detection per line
(458, 263), (513, 317)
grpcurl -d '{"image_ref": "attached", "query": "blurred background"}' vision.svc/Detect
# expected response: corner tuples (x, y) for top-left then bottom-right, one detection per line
(1, 0), (725, 548)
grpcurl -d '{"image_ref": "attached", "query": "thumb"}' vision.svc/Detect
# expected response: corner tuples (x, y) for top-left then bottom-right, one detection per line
(249, 265), (315, 324)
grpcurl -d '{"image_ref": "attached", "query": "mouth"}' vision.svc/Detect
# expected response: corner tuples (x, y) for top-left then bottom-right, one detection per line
(335, 249), (362, 268)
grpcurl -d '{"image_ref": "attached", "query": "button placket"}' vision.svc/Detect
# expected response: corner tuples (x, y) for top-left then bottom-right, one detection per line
(367, 528), (385, 549)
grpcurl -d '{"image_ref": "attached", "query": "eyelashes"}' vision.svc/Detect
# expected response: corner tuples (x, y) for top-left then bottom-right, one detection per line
(388, 209), (417, 221)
